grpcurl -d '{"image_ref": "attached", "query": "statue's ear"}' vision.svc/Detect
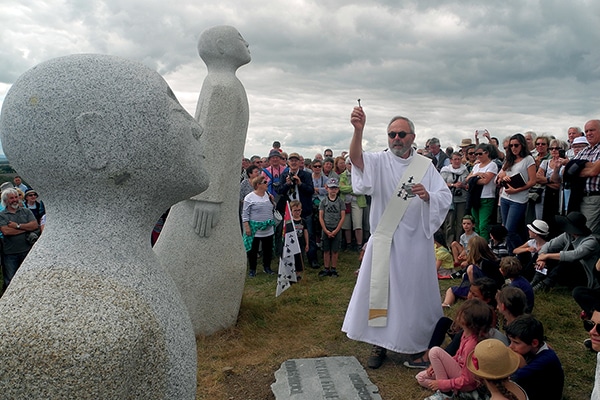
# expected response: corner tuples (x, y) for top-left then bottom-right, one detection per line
(74, 112), (111, 170)
(216, 38), (227, 55)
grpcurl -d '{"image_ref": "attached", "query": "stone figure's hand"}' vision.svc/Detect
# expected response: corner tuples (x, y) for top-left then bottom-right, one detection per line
(192, 201), (222, 237)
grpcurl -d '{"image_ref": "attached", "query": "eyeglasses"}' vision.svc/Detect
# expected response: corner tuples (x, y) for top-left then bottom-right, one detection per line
(388, 131), (410, 139)
(467, 152), (475, 156)
(474, 152), (484, 156)
(27, 194), (38, 197)
(536, 142), (547, 146)
(313, 165), (322, 168)
(509, 144), (521, 148)
(259, 181), (268, 185)
(584, 319), (600, 334)
(549, 147), (561, 151)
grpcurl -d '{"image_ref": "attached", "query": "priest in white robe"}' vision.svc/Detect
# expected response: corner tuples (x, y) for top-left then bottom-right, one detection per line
(342, 106), (452, 369)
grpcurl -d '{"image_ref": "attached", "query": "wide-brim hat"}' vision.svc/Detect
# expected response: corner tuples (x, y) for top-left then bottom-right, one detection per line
(288, 152), (301, 160)
(460, 138), (473, 147)
(573, 136), (589, 146)
(527, 219), (549, 236)
(467, 338), (520, 380)
(555, 211), (591, 236)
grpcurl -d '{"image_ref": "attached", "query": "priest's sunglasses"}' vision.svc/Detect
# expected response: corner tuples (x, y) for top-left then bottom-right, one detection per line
(387, 131), (411, 139)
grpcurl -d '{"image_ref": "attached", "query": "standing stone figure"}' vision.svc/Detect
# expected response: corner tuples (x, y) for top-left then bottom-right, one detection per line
(0, 54), (208, 399)
(154, 25), (251, 335)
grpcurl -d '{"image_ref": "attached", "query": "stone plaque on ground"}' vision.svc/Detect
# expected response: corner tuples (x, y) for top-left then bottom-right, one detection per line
(271, 356), (382, 400)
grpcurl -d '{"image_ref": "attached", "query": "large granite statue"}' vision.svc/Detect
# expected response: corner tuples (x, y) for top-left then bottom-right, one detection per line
(154, 25), (251, 335)
(0, 54), (208, 399)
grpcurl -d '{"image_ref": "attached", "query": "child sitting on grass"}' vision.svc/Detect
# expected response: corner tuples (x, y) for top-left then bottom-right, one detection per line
(499, 256), (534, 313)
(489, 224), (509, 259)
(434, 230), (455, 279)
(416, 298), (492, 400)
(496, 286), (527, 330)
(506, 314), (564, 400)
(451, 215), (479, 268)
(443, 236), (502, 307)
(318, 178), (345, 277)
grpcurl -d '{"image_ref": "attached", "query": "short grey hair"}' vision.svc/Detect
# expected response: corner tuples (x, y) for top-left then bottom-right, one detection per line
(1, 188), (18, 208)
(387, 116), (415, 135)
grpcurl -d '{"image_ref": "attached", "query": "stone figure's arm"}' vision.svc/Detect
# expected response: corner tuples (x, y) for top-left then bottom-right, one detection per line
(192, 200), (222, 237)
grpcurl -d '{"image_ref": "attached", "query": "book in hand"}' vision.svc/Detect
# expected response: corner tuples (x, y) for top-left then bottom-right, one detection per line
(502, 173), (527, 189)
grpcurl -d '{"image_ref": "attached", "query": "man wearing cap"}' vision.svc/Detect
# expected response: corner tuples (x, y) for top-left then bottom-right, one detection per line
(263, 149), (287, 198)
(276, 152), (318, 266)
(533, 212), (600, 296)
(566, 126), (584, 158)
(342, 106), (451, 369)
(575, 119), (600, 235)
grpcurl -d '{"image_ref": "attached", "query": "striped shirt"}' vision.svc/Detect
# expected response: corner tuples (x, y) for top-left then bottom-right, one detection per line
(575, 142), (600, 191)
(242, 192), (274, 237)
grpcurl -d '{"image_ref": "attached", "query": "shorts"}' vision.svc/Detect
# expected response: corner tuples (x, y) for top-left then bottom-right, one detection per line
(321, 229), (342, 252)
(341, 201), (364, 231)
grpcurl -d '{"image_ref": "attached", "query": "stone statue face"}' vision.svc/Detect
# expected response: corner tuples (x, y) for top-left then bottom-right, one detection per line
(0, 54), (208, 209)
(198, 25), (251, 68)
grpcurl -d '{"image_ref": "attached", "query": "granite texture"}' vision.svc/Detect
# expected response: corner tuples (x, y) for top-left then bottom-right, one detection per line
(154, 25), (251, 335)
(271, 356), (383, 400)
(0, 54), (208, 399)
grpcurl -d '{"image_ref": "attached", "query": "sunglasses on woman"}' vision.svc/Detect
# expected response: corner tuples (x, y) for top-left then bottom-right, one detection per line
(584, 319), (600, 334)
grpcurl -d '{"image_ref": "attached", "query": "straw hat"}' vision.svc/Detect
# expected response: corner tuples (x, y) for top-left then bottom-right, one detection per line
(459, 138), (473, 147)
(467, 338), (520, 380)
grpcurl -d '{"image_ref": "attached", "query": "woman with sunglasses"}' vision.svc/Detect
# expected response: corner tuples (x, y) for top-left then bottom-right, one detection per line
(535, 139), (567, 235)
(496, 134), (537, 254)
(242, 176), (277, 277)
(465, 144), (498, 241)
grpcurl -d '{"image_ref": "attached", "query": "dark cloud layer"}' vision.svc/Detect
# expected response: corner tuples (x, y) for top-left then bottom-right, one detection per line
(1, 0), (599, 157)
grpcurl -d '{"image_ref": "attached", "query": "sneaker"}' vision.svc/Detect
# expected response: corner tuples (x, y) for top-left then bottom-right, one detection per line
(248, 270), (256, 278)
(403, 359), (430, 369)
(318, 269), (331, 277)
(310, 261), (321, 269)
(532, 281), (549, 293)
(330, 269), (339, 277)
(367, 345), (387, 369)
(263, 268), (275, 275)
(437, 273), (451, 280)
(424, 390), (453, 400)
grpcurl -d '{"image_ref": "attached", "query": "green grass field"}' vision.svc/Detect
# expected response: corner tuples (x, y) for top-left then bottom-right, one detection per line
(196, 249), (597, 399)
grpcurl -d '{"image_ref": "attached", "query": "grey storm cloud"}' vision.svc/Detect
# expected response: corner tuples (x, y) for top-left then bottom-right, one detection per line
(1, 0), (599, 157)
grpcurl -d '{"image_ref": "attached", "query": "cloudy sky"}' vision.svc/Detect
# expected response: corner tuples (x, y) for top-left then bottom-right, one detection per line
(1, 0), (599, 160)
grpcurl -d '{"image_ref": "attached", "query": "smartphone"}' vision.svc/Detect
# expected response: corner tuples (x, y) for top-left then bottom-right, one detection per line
(559, 149), (566, 158)
(476, 129), (487, 135)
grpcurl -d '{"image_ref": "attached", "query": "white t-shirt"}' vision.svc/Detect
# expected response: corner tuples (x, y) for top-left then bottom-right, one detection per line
(472, 161), (498, 199)
(500, 155), (535, 204)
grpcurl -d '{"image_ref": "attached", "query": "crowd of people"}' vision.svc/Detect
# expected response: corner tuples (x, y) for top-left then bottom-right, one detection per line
(0, 176), (44, 292)
(240, 116), (600, 399)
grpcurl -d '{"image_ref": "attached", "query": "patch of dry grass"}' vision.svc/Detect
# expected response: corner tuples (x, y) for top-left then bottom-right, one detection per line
(196, 251), (596, 399)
